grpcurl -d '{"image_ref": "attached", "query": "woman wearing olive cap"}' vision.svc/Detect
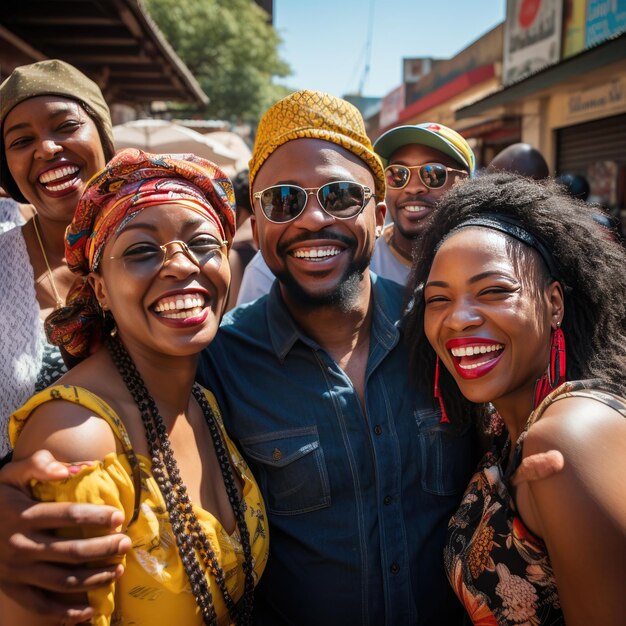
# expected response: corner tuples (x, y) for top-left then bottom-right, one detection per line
(0, 59), (116, 452)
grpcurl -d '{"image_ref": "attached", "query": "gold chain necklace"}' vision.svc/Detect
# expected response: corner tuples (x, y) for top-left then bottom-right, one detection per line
(32, 214), (64, 309)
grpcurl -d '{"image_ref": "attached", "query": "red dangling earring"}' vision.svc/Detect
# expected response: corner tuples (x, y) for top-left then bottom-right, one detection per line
(533, 323), (567, 409)
(434, 356), (450, 423)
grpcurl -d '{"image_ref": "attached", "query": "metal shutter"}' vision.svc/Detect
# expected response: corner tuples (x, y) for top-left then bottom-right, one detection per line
(556, 113), (626, 174)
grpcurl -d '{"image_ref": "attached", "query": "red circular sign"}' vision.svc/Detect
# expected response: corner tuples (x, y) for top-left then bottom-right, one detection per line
(519, 0), (541, 28)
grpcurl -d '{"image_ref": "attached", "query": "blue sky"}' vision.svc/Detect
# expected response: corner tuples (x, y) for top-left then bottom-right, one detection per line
(274, 0), (506, 98)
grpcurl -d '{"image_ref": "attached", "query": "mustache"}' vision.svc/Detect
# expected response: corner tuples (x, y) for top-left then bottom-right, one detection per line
(278, 230), (356, 255)
(398, 196), (436, 208)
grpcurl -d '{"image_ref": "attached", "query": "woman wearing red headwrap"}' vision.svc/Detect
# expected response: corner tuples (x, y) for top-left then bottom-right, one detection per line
(3, 149), (268, 626)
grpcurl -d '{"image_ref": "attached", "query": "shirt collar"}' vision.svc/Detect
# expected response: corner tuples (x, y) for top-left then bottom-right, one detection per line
(266, 272), (400, 362)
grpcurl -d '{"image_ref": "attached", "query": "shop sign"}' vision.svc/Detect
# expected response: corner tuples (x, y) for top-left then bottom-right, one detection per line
(566, 78), (626, 121)
(585, 0), (626, 47)
(562, 0), (588, 58)
(503, 0), (563, 86)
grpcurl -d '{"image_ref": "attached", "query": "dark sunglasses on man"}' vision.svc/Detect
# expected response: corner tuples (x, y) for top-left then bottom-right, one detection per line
(385, 163), (468, 190)
(254, 181), (373, 224)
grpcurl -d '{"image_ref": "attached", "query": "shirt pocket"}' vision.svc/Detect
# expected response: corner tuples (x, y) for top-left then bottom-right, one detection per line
(415, 408), (473, 497)
(238, 426), (331, 515)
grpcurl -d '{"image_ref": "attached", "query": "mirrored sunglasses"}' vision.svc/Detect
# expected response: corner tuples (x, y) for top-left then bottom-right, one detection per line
(109, 237), (227, 276)
(384, 163), (468, 190)
(253, 181), (373, 224)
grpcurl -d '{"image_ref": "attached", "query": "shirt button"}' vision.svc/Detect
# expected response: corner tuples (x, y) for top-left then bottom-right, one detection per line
(390, 562), (400, 574)
(272, 448), (282, 461)
(384, 495), (392, 506)
(374, 425), (382, 435)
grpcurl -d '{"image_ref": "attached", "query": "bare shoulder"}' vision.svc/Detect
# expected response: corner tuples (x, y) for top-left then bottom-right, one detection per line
(518, 394), (626, 625)
(519, 393), (626, 533)
(523, 393), (626, 462)
(13, 394), (118, 465)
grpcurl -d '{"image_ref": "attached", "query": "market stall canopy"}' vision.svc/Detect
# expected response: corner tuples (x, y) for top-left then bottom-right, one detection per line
(205, 131), (252, 175)
(0, 0), (208, 106)
(113, 120), (238, 169)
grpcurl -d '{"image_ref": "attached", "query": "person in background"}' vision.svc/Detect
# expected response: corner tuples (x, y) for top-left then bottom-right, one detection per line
(555, 173), (590, 201)
(0, 59), (115, 455)
(225, 169), (259, 310)
(372, 122), (475, 285)
(556, 172), (622, 242)
(405, 172), (626, 625)
(2, 149), (268, 626)
(488, 142), (549, 180)
(234, 246), (275, 305)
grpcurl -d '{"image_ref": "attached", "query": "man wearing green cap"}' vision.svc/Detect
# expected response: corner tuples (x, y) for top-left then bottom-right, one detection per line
(371, 122), (475, 285)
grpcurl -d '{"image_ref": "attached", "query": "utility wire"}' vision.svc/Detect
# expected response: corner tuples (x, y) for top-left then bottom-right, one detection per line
(357, 0), (375, 95)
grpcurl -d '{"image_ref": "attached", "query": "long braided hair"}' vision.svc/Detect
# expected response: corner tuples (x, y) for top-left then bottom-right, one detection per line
(109, 336), (255, 625)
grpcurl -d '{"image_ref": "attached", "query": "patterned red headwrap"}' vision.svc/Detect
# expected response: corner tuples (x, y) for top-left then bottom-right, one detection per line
(46, 148), (236, 360)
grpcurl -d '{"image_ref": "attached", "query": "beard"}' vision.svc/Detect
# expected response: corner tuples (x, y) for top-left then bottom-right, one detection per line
(271, 228), (374, 312)
(274, 252), (370, 313)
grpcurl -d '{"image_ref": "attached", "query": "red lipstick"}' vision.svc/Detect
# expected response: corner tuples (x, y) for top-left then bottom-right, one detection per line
(445, 337), (504, 380)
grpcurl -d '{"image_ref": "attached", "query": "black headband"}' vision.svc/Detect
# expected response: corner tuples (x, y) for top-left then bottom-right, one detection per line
(442, 213), (560, 279)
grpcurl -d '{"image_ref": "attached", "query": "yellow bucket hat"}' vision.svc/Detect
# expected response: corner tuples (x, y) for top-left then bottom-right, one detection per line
(249, 90), (386, 202)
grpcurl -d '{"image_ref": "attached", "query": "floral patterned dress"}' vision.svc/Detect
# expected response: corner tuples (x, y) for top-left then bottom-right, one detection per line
(444, 380), (626, 625)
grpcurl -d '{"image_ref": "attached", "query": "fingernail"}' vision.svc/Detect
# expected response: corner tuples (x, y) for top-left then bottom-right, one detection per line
(110, 510), (125, 527)
(67, 461), (94, 474)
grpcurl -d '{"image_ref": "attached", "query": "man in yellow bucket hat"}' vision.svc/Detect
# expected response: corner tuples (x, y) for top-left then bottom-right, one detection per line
(197, 90), (474, 624)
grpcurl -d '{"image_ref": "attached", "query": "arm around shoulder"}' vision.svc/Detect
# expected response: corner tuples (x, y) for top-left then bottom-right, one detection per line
(520, 396), (626, 626)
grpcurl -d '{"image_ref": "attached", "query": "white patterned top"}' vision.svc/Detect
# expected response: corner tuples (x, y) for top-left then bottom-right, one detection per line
(0, 227), (66, 456)
(0, 197), (25, 233)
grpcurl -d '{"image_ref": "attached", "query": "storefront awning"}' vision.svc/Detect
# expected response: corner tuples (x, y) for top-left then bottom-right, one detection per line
(456, 33), (626, 120)
(0, 0), (208, 106)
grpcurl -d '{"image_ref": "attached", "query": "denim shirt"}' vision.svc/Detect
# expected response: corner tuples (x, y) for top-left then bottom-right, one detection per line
(198, 274), (475, 625)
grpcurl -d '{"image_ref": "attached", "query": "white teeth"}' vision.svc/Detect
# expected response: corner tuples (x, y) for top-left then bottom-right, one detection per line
(159, 306), (203, 320)
(154, 295), (204, 313)
(450, 344), (503, 357)
(46, 179), (76, 192)
(403, 205), (427, 213)
(39, 166), (79, 184)
(459, 359), (494, 370)
(292, 247), (340, 259)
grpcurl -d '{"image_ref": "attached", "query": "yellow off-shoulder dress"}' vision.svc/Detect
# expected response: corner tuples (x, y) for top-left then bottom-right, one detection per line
(9, 385), (269, 626)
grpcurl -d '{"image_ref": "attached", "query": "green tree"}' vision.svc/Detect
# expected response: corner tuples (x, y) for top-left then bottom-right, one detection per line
(145, 0), (291, 123)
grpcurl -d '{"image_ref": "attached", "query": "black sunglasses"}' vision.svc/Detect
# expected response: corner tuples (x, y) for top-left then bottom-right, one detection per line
(253, 181), (373, 224)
